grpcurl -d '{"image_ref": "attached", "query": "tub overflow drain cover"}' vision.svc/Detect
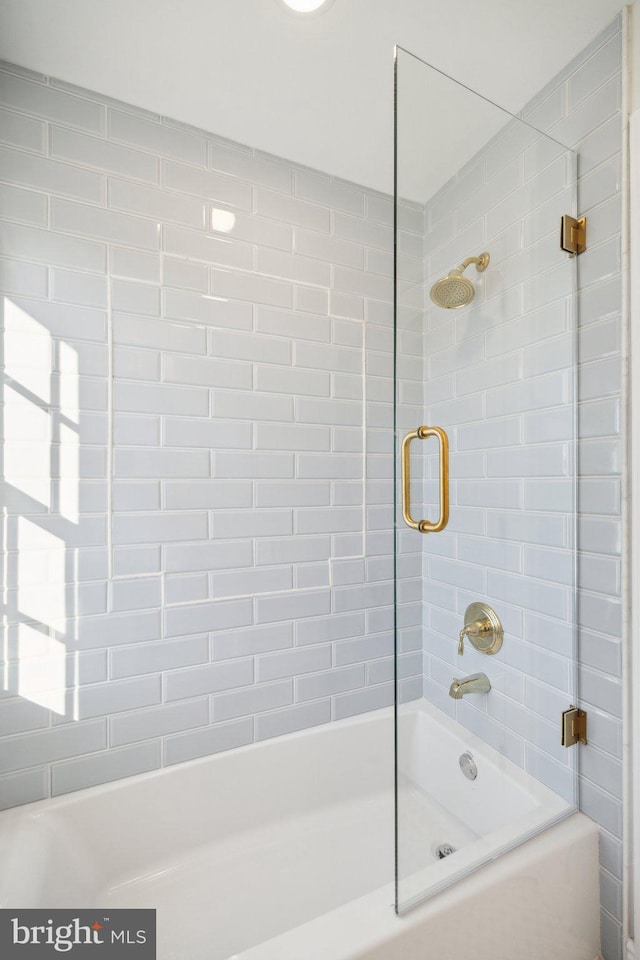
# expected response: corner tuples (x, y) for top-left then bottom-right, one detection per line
(434, 843), (456, 860)
(459, 751), (478, 780)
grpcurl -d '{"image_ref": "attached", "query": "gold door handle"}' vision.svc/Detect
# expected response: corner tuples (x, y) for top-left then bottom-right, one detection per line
(401, 426), (449, 533)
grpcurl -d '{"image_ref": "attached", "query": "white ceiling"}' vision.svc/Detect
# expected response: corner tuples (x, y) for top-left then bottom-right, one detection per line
(0, 0), (623, 198)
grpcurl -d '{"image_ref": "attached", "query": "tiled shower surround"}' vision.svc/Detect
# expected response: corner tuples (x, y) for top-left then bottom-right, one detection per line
(0, 63), (425, 805)
(0, 14), (624, 960)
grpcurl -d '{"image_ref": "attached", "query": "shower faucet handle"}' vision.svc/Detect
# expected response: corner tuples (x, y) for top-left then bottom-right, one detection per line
(458, 619), (490, 655)
(457, 602), (504, 657)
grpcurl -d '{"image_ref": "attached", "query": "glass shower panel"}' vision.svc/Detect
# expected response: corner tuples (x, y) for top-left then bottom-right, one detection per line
(394, 47), (578, 913)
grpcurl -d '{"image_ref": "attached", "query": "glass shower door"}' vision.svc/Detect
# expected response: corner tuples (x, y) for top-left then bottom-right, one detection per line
(394, 46), (578, 913)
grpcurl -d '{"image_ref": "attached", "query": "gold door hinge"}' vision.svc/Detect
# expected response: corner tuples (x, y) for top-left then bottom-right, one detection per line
(560, 215), (587, 256)
(561, 706), (587, 747)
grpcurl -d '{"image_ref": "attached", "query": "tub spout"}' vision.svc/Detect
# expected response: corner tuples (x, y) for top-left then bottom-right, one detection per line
(448, 672), (491, 700)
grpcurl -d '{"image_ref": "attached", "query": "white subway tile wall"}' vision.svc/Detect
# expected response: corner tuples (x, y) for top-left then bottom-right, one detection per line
(416, 19), (622, 958)
(0, 62), (421, 812)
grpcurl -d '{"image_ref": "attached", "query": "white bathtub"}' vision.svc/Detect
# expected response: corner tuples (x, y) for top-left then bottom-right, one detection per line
(0, 702), (600, 960)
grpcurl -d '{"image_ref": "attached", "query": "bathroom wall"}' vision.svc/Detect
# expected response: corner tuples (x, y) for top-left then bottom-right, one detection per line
(0, 17), (625, 957)
(418, 18), (624, 959)
(0, 60), (424, 809)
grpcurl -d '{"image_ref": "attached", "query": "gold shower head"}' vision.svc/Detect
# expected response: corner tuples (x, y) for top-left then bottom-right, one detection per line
(429, 252), (490, 309)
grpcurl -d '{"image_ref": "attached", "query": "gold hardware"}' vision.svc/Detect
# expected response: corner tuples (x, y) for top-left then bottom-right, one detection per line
(561, 706), (587, 747)
(560, 215), (587, 256)
(401, 426), (449, 533)
(458, 602), (503, 656)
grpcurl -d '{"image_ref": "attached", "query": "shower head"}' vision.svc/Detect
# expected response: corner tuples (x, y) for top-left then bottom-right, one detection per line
(429, 252), (490, 309)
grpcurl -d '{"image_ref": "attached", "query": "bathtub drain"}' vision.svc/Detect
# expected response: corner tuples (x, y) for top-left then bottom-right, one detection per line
(434, 842), (456, 860)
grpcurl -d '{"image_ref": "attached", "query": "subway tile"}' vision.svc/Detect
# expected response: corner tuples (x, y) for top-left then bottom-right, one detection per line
(50, 126), (157, 181)
(255, 366), (330, 398)
(552, 74), (621, 150)
(0, 720), (107, 774)
(0, 182), (48, 226)
(109, 177), (205, 227)
(109, 577), (163, 614)
(213, 391), (293, 423)
(295, 284), (328, 315)
(164, 540), (253, 574)
(210, 266), (292, 308)
(580, 622), (621, 686)
(162, 256), (207, 291)
(486, 373), (567, 418)
(256, 590), (331, 624)
(330, 290), (364, 320)
(163, 224), (252, 269)
(110, 699), (209, 746)
(0, 698), (49, 736)
(333, 683), (394, 720)
(215, 452), (293, 479)
(112, 511), (208, 544)
(578, 591), (622, 638)
(213, 680), (293, 721)
(114, 381), (209, 417)
(164, 480), (252, 510)
(255, 188), (330, 233)
(578, 516), (621, 556)
(579, 780), (622, 838)
(108, 109), (206, 165)
(211, 510), (292, 540)
(163, 418), (252, 450)
(0, 72), (104, 131)
(165, 573), (209, 605)
(75, 675), (161, 719)
(0, 145), (104, 203)
(113, 345), (160, 382)
(114, 314), (206, 353)
(165, 354), (252, 389)
(209, 142), (291, 193)
(256, 247), (329, 287)
(111, 480), (161, 511)
(114, 448), (209, 479)
(487, 511), (566, 547)
(111, 246), (160, 283)
(161, 158), (251, 209)
(113, 414), (160, 447)
(52, 198), (159, 250)
(213, 207), (292, 250)
(112, 547), (162, 577)
(334, 633), (393, 668)
(52, 742), (160, 796)
(255, 700), (330, 741)
(0, 105), (46, 151)
(0, 768), (48, 810)
(333, 211), (392, 250)
(255, 306), (330, 342)
(296, 665), (365, 701)
(164, 718), (253, 765)
(111, 635), (208, 678)
(52, 268), (108, 308)
(255, 536), (330, 566)
(0, 257), (48, 298)
(0, 221), (106, 272)
(296, 611), (364, 645)
(295, 171), (364, 215)
(296, 397), (362, 427)
(295, 229), (364, 269)
(211, 566), (292, 599)
(164, 657), (253, 700)
(112, 279), (159, 316)
(212, 623), (293, 660)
